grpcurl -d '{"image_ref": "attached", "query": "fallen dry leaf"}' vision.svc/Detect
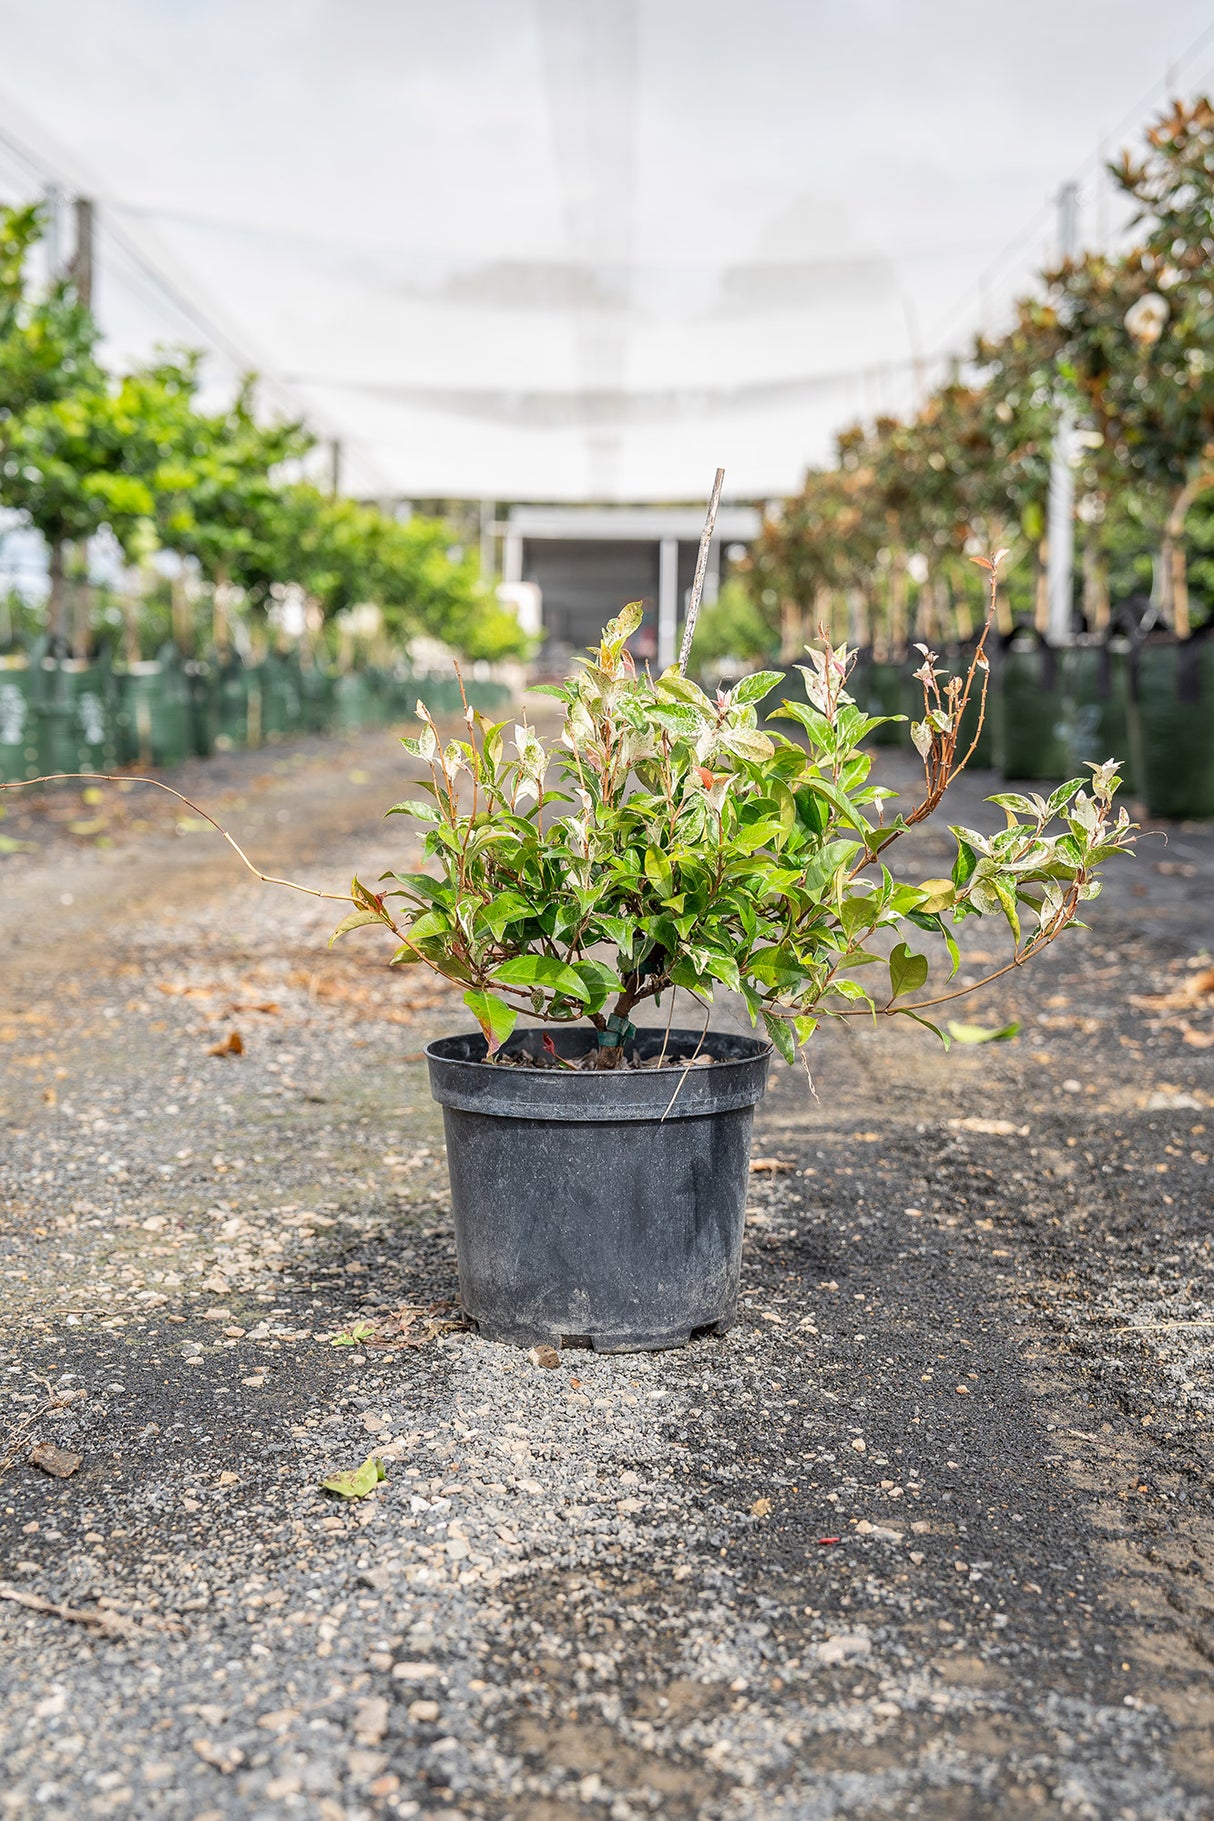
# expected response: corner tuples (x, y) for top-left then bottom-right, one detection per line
(207, 1030), (244, 1057)
(749, 1157), (794, 1174)
(28, 1443), (81, 1479)
(947, 1117), (1029, 1138)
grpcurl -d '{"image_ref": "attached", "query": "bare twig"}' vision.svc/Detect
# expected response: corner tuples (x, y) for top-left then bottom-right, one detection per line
(660, 996), (713, 1122)
(0, 1584), (140, 1638)
(0, 773), (352, 904)
(678, 467), (726, 676)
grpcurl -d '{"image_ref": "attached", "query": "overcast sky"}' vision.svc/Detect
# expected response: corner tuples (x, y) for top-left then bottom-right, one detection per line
(0, 0), (1211, 500)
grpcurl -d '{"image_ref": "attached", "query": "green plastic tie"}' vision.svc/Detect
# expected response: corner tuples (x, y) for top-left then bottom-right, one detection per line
(597, 1014), (636, 1049)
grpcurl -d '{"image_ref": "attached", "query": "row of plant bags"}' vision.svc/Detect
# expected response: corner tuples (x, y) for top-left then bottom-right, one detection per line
(0, 639), (119, 782)
(992, 631), (1214, 817)
(1129, 632), (1214, 820)
(990, 634), (1136, 790)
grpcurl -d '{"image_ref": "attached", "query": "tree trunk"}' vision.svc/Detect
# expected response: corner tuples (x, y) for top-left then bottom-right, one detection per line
(779, 598), (804, 662)
(47, 540), (67, 645)
(171, 568), (192, 653)
(1082, 522), (1110, 633)
(811, 583), (832, 646)
(1033, 538), (1049, 634)
(888, 553), (908, 659)
(953, 579), (974, 644)
(212, 564), (230, 653)
(1170, 540), (1190, 640)
(122, 584), (140, 667)
(70, 546), (93, 660)
(848, 587), (870, 650)
(918, 573), (937, 644)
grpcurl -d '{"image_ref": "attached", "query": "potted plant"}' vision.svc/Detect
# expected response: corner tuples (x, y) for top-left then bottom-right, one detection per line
(333, 566), (1137, 1354)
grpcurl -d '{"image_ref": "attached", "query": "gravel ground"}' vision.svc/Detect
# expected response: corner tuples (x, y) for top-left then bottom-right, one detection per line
(1, 723), (1212, 1820)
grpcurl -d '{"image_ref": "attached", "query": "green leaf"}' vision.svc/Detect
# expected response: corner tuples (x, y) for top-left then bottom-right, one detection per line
(991, 877), (1021, 943)
(899, 1010), (951, 1048)
(644, 845), (674, 897)
(329, 908), (384, 946)
(915, 878), (956, 914)
(382, 871), (446, 904)
(476, 891), (532, 938)
(492, 955), (591, 1001)
(731, 670), (786, 706)
(321, 1454), (387, 1499)
(571, 958), (625, 1012)
(385, 799), (442, 822)
(946, 1020), (1021, 1045)
(952, 840), (979, 889)
(405, 909), (452, 943)
(761, 1009), (797, 1064)
(329, 1320), (376, 1347)
(463, 989), (518, 1054)
(888, 941), (929, 1002)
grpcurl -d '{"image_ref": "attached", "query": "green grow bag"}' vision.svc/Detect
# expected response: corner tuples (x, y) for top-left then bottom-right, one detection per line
(34, 654), (119, 776)
(0, 660), (38, 783)
(116, 652), (192, 768)
(260, 651), (304, 740)
(214, 658), (251, 749)
(1061, 643), (1136, 794)
(186, 660), (218, 758)
(862, 658), (909, 746)
(333, 672), (372, 731)
(300, 666), (335, 733)
(1129, 637), (1214, 820)
(992, 637), (1071, 781)
(955, 667), (995, 771)
(464, 680), (511, 714)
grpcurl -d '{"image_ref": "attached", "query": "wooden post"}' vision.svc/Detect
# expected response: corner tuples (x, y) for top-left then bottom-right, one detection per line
(70, 198), (94, 307)
(677, 467), (725, 676)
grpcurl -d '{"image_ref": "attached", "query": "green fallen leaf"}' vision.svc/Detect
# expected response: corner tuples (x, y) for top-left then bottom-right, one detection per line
(329, 1320), (376, 1347)
(321, 1454), (387, 1499)
(946, 1020), (1021, 1045)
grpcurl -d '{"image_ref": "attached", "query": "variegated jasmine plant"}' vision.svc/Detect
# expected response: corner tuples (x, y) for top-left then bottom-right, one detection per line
(333, 576), (1137, 1067)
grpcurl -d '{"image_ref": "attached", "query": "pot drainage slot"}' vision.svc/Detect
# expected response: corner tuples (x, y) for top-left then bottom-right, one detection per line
(560, 1334), (593, 1350)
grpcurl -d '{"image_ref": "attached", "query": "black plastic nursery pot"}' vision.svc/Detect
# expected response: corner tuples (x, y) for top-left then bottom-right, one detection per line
(425, 1026), (772, 1354)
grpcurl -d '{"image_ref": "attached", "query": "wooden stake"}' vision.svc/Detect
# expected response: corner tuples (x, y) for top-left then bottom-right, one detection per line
(677, 467), (725, 676)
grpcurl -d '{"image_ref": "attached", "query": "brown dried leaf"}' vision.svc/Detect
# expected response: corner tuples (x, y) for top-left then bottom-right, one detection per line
(29, 1443), (81, 1479)
(207, 1031), (244, 1057)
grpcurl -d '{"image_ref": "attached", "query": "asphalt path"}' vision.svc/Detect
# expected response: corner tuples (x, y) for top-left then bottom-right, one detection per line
(1, 723), (1212, 1820)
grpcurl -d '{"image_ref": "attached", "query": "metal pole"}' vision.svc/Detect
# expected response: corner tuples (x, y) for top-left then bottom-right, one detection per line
(502, 529), (523, 586)
(658, 538), (679, 672)
(1046, 182), (1079, 645)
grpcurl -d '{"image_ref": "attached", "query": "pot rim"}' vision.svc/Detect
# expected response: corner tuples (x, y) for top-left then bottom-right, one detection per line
(425, 1026), (773, 1122)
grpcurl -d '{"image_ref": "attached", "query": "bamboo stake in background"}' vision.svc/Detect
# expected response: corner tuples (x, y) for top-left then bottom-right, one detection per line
(677, 466), (725, 676)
